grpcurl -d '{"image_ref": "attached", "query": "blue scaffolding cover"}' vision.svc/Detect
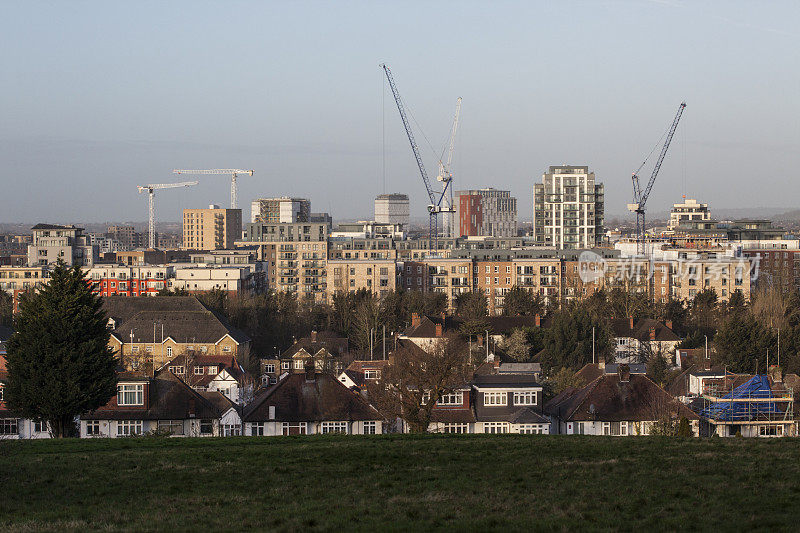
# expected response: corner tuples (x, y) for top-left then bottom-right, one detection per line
(700, 375), (779, 421)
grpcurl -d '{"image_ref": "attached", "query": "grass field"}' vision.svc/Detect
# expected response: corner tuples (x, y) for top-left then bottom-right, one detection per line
(1, 434), (799, 531)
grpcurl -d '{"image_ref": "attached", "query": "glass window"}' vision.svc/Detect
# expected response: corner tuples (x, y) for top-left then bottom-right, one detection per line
(320, 421), (348, 434)
(438, 392), (463, 405)
(443, 423), (469, 434)
(513, 391), (537, 406)
(117, 384), (144, 405)
(117, 420), (143, 436)
(483, 392), (507, 406)
(363, 421), (377, 435)
(86, 420), (101, 436)
(0, 419), (19, 435)
(200, 419), (214, 435)
(252, 423), (266, 436)
(222, 424), (241, 437)
(483, 422), (508, 434)
(157, 420), (184, 435)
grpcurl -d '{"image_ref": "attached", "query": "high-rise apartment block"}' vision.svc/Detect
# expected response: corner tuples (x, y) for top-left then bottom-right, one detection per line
(668, 198), (710, 230)
(107, 225), (135, 251)
(532, 166), (604, 249)
(454, 188), (517, 237)
(251, 197), (310, 224)
(182, 206), (242, 250)
(374, 193), (410, 227)
(27, 224), (97, 267)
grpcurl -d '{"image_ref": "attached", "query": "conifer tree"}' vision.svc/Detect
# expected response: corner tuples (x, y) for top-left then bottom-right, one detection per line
(5, 261), (117, 437)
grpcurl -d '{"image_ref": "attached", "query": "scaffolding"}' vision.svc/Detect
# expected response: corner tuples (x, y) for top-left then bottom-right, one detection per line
(699, 375), (794, 436)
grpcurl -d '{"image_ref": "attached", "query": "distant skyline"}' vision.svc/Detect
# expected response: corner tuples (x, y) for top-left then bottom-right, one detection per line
(2, 1), (799, 224)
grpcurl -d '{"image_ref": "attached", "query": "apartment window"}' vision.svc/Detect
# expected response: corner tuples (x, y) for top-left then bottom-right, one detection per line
(443, 423), (469, 434)
(86, 420), (101, 436)
(506, 266), (511, 273)
(483, 392), (507, 406)
(252, 422), (266, 436)
(117, 420), (143, 436)
(264, 364), (275, 374)
(200, 419), (214, 435)
(483, 422), (509, 434)
(320, 421), (348, 434)
(438, 391), (463, 405)
(485, 266), (490, 273)
(117, 383), (144, 406)
(157, 420), (184, 435)
(282, 422), (307, 435)
(223, 424), (241, 437)
(363, 421), (377, 435)
(513, 391), (537, 406)
(0, 418), (18, 435)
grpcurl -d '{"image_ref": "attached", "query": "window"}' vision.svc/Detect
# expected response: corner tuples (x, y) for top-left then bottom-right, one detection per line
(483, 422), (509, 434)
(483, 392), (507, 406)
(282, 422), (307, 435)
(207, 366), (218, 375)
(513, 391), (537, 406)
(364, 369), (380, 380)
(157, 420), (184, 435)
(222, 424), (241, 436)
(117, 420), (143, 436)
(33, 420), (47, 433)
(200, 419), (214, 435)
(0, 419), (19, 435)
(438, 392), (464, 405)
(194, 366), (205, 375)
(117, 383), (144, 406)
(264, 364), (276, 374)
(443, 423), (469, 434)
(282, 361), (290, 370)
(517, 424), (545, 434)
(363, 421), (377, 435)
(294, 359), (305, 370)
(86, 420), (101, 436)
(320, 421), (348, 434)
(222, 345), (232, 353)
(168, 365), (185, 375)
(602, 422), (611, 435)
(759, 425), (783, 437)
(252, 422), (266, 436)
(166, 346), (173, 357)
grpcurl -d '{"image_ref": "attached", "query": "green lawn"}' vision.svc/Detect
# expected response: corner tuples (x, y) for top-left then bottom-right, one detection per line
(1, 434), (799, 531)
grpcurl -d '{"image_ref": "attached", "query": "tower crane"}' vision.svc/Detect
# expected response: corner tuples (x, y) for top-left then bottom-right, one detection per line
(381, 64), (455, 252)
(137, 181), (198, 249)
(172, 169), (254, 209)
(627, 102), (686, 255)
(438, 97), (462, 238)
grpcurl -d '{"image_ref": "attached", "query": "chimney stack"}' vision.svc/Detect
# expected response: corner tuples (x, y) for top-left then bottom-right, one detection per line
(618, 363), (631, 382)
(311, 330), (318, 343)
(629, 317), (634, 331)
(411, 313), (421, 328)
(435, 323), (443, 337)
(649, 326), (656, 340)
(535, 314), (541, 327)
(665, 320), (673, 330)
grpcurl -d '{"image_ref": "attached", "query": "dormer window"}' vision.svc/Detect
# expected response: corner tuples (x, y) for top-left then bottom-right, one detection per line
(483, 392), (507, 406)
(513, 391), (537, 406)
(117, 383), (144, 406)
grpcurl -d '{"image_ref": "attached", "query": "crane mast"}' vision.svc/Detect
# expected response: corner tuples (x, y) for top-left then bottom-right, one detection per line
(173, 169), (254, 209)
(381, 63), (453, 252)
(628, 102), (686, 255)
(438, 97), (462, 238)
(137, 181), (198, 249)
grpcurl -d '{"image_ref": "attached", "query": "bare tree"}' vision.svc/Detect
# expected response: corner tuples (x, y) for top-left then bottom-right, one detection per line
(367, 336), (471, 433)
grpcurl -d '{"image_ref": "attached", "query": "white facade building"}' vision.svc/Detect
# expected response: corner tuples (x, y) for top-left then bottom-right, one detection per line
(669, 198), (711, 230)
(374, 193), (410, 227)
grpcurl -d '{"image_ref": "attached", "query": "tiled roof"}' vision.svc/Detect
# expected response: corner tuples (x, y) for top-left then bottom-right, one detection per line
(281, 332), (348, 358)
(472, 374), (542, 388)
(243, 372), (381, 422)
(82, 370), (222, 420)
(103, 296), (250, 345)
(545, 374), (698, 422)
(610, 318), (680, 342)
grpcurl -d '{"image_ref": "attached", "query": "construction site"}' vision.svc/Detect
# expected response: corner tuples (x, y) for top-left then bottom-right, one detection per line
(695, 370), (795, 437)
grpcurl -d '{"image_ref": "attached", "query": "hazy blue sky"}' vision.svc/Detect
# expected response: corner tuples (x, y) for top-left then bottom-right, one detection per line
(1, 1), (798, 225)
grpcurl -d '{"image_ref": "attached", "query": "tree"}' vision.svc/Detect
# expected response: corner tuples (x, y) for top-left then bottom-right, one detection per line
(0, 290), (12, 328)
(501, 328), (531, 361)
(368, 336), (471, 433)
(545, 367), (582, 398)
(676, 417), (693, 437)
(455, 291), (489, 339)
(541, 307), (612, 372)
(5, 262), (118, 437)
(502, 286), (544, 317)
(713, 313), (774, 373)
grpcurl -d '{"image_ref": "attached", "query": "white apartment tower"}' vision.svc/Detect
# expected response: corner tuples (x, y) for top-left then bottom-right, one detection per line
(374, 193), (410, 227)
(250, 197), (310, 224)
(532, 166), (604, 249)
(668, 198), (710, 230)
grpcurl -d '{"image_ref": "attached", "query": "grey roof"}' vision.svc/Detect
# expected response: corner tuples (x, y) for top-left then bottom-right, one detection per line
(498, 362), (541, 374)
(103, 296), (250, 345)
(472, 374), (542, 388)
(31, 223), (82, 230)
(604, 363), (647, 375)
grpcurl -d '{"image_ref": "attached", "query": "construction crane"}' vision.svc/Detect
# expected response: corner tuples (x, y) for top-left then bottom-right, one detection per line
(438, 97), (462, 238)
(172, 169), (254, 209)
(381, 64), (455, 252)
(137, 181), (198, 249)
(627, 102), (686, 255)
